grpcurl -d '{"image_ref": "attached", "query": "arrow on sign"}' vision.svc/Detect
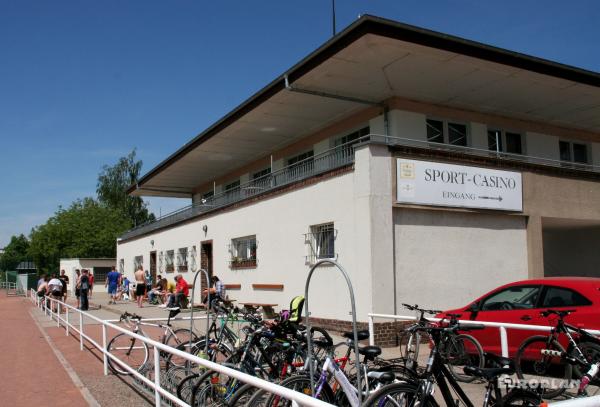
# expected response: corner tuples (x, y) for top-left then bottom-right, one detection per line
(478, 196), (503, 202)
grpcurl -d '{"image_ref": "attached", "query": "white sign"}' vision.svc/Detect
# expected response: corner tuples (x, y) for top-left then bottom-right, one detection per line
(396, 159), (522, 211)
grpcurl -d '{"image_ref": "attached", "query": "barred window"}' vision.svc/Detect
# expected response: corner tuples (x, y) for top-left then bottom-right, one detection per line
(133, 255), (143, 271)
(165, 250), (175, 272)
(306, 223), (336, 264)
(229, 236), (257, 269)
(427, 119), (468, 146)
(177, 247), (188, 272)
(118, 259), (124, 273)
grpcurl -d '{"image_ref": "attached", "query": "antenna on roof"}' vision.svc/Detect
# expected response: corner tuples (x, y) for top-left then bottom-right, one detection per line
(331, 0), (336, 36)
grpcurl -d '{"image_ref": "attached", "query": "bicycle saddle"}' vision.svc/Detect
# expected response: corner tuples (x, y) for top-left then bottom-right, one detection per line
(367, 370), (395, 384)
(485, 353), (513, 369)
(358, 345), (382, 360)
(343, 330), (370, 341)
(463, 365), (514, 381)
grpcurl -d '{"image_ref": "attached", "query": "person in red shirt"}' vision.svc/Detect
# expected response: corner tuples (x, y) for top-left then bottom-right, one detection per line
(166, 275), (189, 310)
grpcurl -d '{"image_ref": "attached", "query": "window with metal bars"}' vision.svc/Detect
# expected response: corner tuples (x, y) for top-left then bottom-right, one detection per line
(133, 255), (143, 272)
(560, 140), (588, 164)
(487, 130), (523, 155)
(165, 250), (175, 272)
(177, 247), (188, 272)
(119, 259), (124, 273)
(305, 223), (336, 264)
(229, 236), (257, 268)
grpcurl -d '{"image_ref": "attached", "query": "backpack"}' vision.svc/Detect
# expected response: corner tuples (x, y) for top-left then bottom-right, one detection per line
(80, 275), (89, 290)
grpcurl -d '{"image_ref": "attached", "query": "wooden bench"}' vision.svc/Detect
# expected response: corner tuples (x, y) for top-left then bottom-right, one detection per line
(241, 302), (278, 318)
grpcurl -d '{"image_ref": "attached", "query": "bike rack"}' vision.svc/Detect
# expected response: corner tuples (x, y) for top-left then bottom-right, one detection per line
(188, 267), (211, 355)
(304, 259), (363, 406)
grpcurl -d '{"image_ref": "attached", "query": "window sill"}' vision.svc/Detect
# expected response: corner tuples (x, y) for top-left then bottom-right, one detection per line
(230, 260), (257, 269)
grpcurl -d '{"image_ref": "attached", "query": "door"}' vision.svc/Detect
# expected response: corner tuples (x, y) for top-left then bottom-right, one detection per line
(200, 241), (213, 293)
(150, 251), (157, 284)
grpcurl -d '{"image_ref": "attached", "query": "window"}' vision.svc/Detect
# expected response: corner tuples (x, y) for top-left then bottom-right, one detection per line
(177, 247), (188, 272)
(133, 256), (143, 271)
(189, 246), (197, 272)
(560, 141), (588, 164)
(334, 126), (370, 147)
(252, 168), (271, 180)
(287, 150), (314, 166)
(225, 180), (240, 191)
(165, 250), (174, 272)
(306, 223), (336, 264)
(541, 286), (592, 308)
(229, 236), (257, 268)
(480, 285), (541, 311)
(427, 119), (468, 146)
(118, 259), (124, 273)
(487, 130), (523, 155)
(202, 190), (214, 200)
(224, 180), (241, 202)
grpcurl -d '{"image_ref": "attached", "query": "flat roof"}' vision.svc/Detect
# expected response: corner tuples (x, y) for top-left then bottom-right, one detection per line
(130, 14), (600, 198)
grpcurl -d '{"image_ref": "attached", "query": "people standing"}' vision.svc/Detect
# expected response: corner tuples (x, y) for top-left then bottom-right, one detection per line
(74, 269), (81, 309)
(78, 269), (90, 311)
(134, 266), (146, 308)
(88, 271), (94, 299)
(59, 269), (69, 303)
(122, 276), (130, 300)
(105, 266), (121, 305)
(37, 274), (47, 290)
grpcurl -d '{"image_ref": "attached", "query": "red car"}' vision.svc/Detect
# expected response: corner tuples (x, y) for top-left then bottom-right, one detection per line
(439, 277), (600, 356)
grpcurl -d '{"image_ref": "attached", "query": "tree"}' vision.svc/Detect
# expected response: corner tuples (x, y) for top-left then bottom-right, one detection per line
(28, 198), (130, 275)
(0, 234), (30, 271)
(96, 149), (155, 226)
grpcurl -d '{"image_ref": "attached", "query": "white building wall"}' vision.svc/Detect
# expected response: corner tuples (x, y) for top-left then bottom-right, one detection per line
(470, 122), (488, 150)
(59, 258), (116, 294)
(117, 170), (374, 321)
(592, 143), (600, 167)
(393, 209), (528, 310)
(389, 110), (427, 141)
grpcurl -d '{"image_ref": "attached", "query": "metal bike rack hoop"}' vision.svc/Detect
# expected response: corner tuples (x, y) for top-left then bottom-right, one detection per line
(304, 259), (363, 406)
(189, 268), (211, 355)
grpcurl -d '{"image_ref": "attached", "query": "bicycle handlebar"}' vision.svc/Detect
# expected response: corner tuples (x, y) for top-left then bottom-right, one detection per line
(402, 303), (441, 315)
(120, 312), (142, 322)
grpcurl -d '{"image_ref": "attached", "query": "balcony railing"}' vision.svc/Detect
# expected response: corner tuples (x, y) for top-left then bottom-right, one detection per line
(120, 133), (600, 240)
(120, 143), (356, 240)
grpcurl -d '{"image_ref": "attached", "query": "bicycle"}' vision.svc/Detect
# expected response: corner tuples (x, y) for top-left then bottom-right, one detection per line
(362, 324), (542, 407)
(514, 309), (600, 399)
(400, 303), (485, 383)
(245, 333), (405, 407)
(106, 310), (198, 375)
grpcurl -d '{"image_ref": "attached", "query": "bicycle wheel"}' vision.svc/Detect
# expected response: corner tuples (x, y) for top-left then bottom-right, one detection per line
(442, 333), (484, 383)
(499, 389), (542, 406)
(514, 335), (571, 399)
(248, 375), (335, 407)
(227, 382), (260, 406)
(362, 382), (438, 407)
(176, 373), (200, 405)
(399, 329), (422, 371)
(165, 327), (199, 348)
(107, 332), (149, 375)
(191, 369), (241, 407)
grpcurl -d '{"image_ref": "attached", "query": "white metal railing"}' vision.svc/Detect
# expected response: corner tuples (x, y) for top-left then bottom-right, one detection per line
(367, 313), (600, 358)
(1, 282), (17, 290)
(28, 289), (332, 407)
(543, 396), (600, 406)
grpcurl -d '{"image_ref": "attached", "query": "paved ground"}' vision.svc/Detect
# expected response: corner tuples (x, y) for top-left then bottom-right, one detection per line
(11, 290), (560, 406)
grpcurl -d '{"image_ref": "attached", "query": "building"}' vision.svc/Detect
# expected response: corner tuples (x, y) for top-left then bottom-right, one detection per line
(117, 15), (600, 344)
(59, 258), (116, 293)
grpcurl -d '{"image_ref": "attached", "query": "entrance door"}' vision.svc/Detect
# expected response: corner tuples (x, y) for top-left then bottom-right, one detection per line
(150, 251), (157, 284)
(200, 241), (213, 292)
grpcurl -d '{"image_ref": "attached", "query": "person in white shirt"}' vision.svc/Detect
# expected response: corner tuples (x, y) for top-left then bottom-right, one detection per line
(47, 273), (63, 312)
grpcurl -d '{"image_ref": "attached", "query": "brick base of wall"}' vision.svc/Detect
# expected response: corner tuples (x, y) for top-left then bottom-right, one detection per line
(308, 317), (410, 347)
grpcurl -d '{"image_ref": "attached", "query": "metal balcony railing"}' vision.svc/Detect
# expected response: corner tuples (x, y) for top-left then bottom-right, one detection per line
(120, 133), (600, 240)
(120, 142), (357, 240)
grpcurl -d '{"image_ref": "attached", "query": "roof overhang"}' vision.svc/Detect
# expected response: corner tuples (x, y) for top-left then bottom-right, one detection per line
(130, 15), (600, 198)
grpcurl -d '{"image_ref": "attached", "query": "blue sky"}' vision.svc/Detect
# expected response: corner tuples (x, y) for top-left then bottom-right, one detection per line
(1, 1), (599, 247)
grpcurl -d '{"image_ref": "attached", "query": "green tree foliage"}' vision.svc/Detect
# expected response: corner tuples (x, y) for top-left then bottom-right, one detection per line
(0, 234), (30, 271)
(28, 198), (130, 275)
(96, 149), (155, 226)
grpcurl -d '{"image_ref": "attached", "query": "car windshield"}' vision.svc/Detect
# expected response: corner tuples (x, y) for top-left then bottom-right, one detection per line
(480, 286), (540, 311)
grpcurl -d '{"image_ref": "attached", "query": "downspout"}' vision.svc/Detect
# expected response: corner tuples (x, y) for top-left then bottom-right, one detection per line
(385, 105), (397, 316)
